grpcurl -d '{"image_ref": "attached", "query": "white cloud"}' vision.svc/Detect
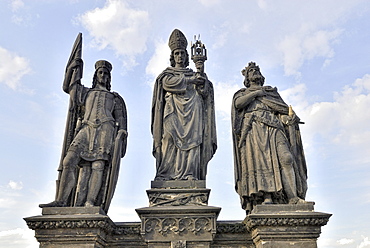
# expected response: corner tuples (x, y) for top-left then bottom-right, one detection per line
(284, 74), (370, 141)
(10, 0), (24, 12)
(337, 238), (354, 245)
(254, 73), (370, 162)
(8, 0), (37, 26)
(213, 81), (240, 119)
(0, 181), (22, 208)
(0, 228), (38, 248)
(211, 22), (231, 50)
(0, 198), (17, 208)
(145, 39), (169, 85)
(278, 28), (342, 77)
(280, 83), (309, 111)
(359, 237), (370, 248)
(198, 0), (221, 7)
(0, 46), (31, 90)
(257, 0), (267, 10)
(274, 74), (370, 167)
(107, 205), (140, 222)
(77, 0), (150, 69)
(7, 181), (23, 190)
(206, 0), (362, 77)
(309, 74), (370, 146)
(0, 228), (25, 238)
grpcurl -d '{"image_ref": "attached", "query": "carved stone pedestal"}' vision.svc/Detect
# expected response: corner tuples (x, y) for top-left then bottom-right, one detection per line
(244, 202), (331, 248)
(137, 180), (221, 248)
(24, 207), (115, 248)
(147, 180), (210, 207)
(136, 206), (221, 248)
(24, 193), (330, 247)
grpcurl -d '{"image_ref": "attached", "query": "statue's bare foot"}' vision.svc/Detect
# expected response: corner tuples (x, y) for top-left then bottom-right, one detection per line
(39, 201), (65, 208)
(186, 176), (197, 180)
(288, 197), (306, 204)
(84, 201), (94, 207)
(262, 199), (273, 204)
(262, 193), (273, 204)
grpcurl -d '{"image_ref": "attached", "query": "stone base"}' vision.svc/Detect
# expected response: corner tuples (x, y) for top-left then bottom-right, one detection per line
(214, 221), (254, 248)
(136, 205), (221, 247)
(25, 202), (330, 247)
(151, 180), (206, 189)
(147, 180), (210, 207)
(244, 202), (332, 248)
(110, 220), (253, 248)
(24, 207), (114, 247)
(147, 188), (210, 207)
(24, 208), (329, 248)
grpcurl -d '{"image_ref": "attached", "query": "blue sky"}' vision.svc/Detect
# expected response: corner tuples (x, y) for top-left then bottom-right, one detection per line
(1, 0), (370, 247)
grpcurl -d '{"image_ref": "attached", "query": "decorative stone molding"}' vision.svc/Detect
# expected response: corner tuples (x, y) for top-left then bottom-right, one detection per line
(25, 219), (115, 233)
(148, 192), (209, 206)
(136, 206), (221, 243)
(245, 216), (330, 231)
(171, 240), (186, 248)
(144, 217), (213, 236)
(216, 222), (247, 233)
(147, 186), (211, 207)
(242, 204), (332, 248)
(113, 224), (141, 235)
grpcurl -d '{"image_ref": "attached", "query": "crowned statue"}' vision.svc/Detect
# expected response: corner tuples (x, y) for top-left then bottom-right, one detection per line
(232, 62), (307, 214)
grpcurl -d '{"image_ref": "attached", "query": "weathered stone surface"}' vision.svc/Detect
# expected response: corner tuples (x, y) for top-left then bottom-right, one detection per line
(24, 207), (115, 247)
(25, 31), (331, 248)
(41, 206), (106, 215)
(214, 221), (254, 248)
(232, 61), (308, 213)
(151, 29), (217, 181)
(151, 180), (206, 189)
(148, 180), (210, 207)
(25, 207), (330, 247)
(244, 203), (332, 248)
(39, 33), (128, 213)
(147, 188), (210, 207)
(136, 206), (221, 245)
(250, 201), (315, 213)
(108, 222), (146, 247)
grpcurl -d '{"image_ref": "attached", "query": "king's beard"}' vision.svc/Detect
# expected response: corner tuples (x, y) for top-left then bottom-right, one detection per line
(249, 74), (265, 86)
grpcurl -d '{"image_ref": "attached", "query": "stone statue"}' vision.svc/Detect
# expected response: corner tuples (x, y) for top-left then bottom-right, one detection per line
(231, 62), (307, 214)
(40, 33), (127, 213)
(151, 29), (217, 181)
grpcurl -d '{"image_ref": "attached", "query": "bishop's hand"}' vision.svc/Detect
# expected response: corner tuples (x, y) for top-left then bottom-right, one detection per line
(190, 74), (206, 86)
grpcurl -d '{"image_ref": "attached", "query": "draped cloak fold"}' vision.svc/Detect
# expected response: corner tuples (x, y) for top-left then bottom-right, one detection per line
(151, 67), (217, 180)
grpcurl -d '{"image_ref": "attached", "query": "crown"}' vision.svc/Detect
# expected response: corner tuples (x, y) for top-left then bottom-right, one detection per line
(241, 61), (259, 76)
(168, 29), (188, 51)
(95, 60), (112, 72)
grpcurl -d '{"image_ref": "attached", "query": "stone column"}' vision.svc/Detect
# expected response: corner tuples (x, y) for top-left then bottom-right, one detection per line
(243, 202), (331, 248)
(24, 207), (115, 248)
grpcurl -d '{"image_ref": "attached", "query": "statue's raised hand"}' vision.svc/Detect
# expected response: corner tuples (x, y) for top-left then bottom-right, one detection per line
(190, 74), (205, 86)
